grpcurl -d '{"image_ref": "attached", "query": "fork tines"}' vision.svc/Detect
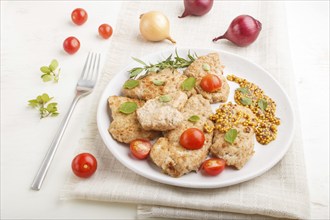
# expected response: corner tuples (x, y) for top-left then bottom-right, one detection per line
(80, 52), (101, 82)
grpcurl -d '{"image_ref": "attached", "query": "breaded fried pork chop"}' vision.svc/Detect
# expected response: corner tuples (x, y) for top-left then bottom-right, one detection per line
(150, 95), (214, 177)
(108, 96), (160, 143)
(184, 53), (230, 103)
(210, 104), (256, 169)
(137, 91), (188, 131)
(122, 68), (196, 101)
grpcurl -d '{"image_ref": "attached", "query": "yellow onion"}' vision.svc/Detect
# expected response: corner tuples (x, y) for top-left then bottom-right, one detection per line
(139, 11), (176, 44)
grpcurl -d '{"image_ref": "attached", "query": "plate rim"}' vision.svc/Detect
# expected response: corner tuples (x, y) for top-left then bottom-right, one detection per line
(96, 48), (295, 188)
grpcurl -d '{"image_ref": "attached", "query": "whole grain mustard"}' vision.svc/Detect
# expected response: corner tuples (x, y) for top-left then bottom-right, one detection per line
(204, 75), (280, 145)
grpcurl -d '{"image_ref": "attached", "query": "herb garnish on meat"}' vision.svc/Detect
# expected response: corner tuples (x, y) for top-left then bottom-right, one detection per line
(128, 50), (198, 79)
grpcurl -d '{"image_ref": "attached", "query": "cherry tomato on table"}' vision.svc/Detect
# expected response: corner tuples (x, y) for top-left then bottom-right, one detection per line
(180, 128), (205, 150)
(130, 139), (152, 160)
(71, 153), (97, 178)
(202, 158), (226, 176)
(200, 74), (222, 93)
(98, 24), (113, 39)
(63, 36), (80, 54)
(71, 8), (88, 25)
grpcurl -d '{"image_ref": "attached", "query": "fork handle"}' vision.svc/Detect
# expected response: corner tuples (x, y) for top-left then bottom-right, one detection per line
(31, 93), (82, 190)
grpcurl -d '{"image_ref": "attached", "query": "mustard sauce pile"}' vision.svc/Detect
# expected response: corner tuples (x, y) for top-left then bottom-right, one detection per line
(204, 75), (280, 145)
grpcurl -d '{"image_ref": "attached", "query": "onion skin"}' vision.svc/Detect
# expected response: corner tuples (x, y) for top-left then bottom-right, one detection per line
(139, 11), (176, 44)
(179, 0), (214, 18)
(213, 15), (262, 47)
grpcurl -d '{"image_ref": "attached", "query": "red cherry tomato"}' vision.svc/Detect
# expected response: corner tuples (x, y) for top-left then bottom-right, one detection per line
(71, 153), (97, 178)
(71, 8), (88, 25)
(179, 128), (205, 150)
(98, 24), (113, 39)
(200, 74), (222, 93)
(63, 36), (80, 54)
(130, 139), (152, 160)
(202, 158), (226, 176)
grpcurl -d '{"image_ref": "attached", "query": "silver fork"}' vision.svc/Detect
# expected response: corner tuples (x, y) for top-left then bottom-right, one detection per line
(31, 52), (101, 191)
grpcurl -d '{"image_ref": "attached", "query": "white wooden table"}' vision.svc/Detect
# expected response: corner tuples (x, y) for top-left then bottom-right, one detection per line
(1, 1), (329, 219)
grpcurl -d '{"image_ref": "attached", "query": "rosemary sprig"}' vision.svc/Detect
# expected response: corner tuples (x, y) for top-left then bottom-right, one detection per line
(128, 50), (198, 79)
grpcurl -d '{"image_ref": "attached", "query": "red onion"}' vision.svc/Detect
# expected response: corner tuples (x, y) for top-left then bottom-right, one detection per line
(213, 15), (262, 47)
(179, 0), (214, 18)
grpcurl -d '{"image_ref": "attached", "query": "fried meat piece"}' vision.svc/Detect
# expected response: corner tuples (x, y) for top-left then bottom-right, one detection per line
(122, 68), (196, 100)
(210, 104), (255, 169)
(108, 96), (160, 143)
(136, 91), (188, 131)
(184, 53), (230, 103)
(150, 95), (214, 177)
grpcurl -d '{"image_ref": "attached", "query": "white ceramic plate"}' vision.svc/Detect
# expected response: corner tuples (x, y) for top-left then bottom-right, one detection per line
(97, 48), (294, 188)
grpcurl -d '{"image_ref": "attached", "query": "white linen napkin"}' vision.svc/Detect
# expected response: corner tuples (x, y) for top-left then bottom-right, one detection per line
(60, 1), (311, 219)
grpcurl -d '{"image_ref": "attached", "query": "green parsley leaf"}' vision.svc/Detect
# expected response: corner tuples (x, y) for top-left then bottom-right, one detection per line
(188, 115), (200, 122)
(41, 93), (51, 103)
(36, 95), (43, 104)
(240, 97), (252, 105)
(258, 99), (268, 111)
(152, 79), (165, 86)
(46, 103), (59, 117)
(202, 63), (210, 71)
(28, 99), (39, 108)
(51, 112), (59, 117)
(129, 67), (144, 78)
(49, 59), (58, 71)
(123, 79), (139, 89)
(236, 87), (250, 95)
(40, 66), (50, 74)
(40, 59), (60, 83)
(159, 95), (172, 103)
(119, 102), (138, 114)
(46, 102), (58, 112)
(41, 74), (52, 82)
(28, 93), (59, 119)
(181, 77), (196, 91)
(224, 128), (238, 144)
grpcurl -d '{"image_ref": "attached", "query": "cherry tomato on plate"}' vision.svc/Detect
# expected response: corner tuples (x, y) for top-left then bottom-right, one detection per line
(98, 24), (113, 39)
(71, 153), (97, 178)
(63, 36), (80, 54)
(200, 74), (222, 93)
(130, 139), (152, 160)
(71, 8), (88, 25)
(202, 158), (226, 176)
(180, 128), (205, 150)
